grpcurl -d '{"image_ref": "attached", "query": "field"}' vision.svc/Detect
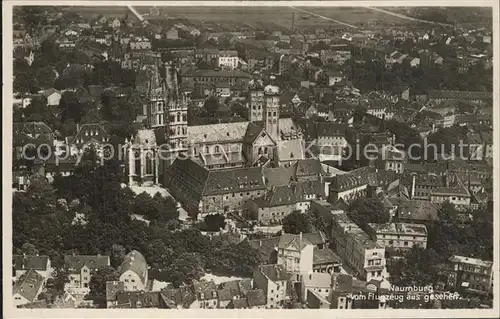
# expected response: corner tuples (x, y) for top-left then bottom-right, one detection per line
(66, 6), (424, 31)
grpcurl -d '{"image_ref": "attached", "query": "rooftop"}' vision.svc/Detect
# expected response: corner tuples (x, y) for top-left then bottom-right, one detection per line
(449, 255), (493, 268)
(368, 223), (428, 236)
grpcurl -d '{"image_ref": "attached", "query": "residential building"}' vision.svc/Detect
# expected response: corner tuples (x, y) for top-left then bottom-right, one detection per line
(167, 159), (267, 218)
(13, 255), (51, 280)
(165, 27), (179, 40)
(42, 88), (61, 106)
(302, 272), (332, 306)
(106, 281), (126, 308)
(181, 69), (251, 88)
(247, 180), (323, 225)
(192, 280), (219, 309)
(226, 289), (267, 309)
(64, 254), (111, 289)
(310, 201), (387, 282)
(427, 90), (492, 105)
(13, 269), (45, 307)
(160, 285), (199, 309)
(366, 223), (428, 251)
(388, 198), (439, 224)
(70, 123), (110, 156)
(448, 255), (493, 297)
(253, 264), (291, 308)
(276, 233), (314, 278)
(112, 291), (167, 308)
(328, 166), (378, 203)
(218, 52), (239, 70)
(111, 18), (121, 29)
(118, 250), (148, 292)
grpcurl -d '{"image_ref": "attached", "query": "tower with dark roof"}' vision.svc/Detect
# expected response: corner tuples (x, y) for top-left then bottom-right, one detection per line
(263, 75), (280, 142)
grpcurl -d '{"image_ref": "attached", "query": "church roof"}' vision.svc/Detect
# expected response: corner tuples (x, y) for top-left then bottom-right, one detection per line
(188, 122), (250, 144)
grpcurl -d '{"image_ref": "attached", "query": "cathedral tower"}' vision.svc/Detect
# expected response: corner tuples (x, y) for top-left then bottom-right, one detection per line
(248, 71), (264, 122)
(147, 54), (188, 169)
(263, 75), (280, 142)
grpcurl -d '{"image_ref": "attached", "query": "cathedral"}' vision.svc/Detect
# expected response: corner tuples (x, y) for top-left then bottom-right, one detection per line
(125, 55), (305, 188)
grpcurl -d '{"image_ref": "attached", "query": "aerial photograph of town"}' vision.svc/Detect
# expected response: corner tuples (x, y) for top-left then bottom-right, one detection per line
(8, 3), (495, 312)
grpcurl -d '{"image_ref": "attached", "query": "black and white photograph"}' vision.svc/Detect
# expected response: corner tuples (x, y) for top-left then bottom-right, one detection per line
(3, 1), (498, 316)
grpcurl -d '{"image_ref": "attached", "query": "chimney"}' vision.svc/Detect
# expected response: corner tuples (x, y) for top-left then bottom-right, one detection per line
(76, 123), (80, 132)
(411, 175), (416, 199)
(259, 240), (262, 247)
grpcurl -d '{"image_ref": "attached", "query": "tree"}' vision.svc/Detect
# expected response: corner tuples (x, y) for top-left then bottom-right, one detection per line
(282, 211), (314, 234)
(110, 244), (126, 269)
(36, 66), (57, 89)
(19, 242), (39, 255)
(166, 253), (205, 287)
(89, 266), (120, 297)
(59, 91), (84, 123)
(388, 246), (442, 287)
(146, 239), (174, 270)
(204, 214), (226, 232)
(203, 96), (219, 117)
(52, 269), (70, 295)
(62, 64), (86, 89)
(14, 73), (39, 94)
(347, 198), (389, 232)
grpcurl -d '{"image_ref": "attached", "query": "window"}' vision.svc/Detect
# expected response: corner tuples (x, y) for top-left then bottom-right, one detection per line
(133, 286), (137, 290)
(404, 241), (409, 246)
(131, 279), (135, 283)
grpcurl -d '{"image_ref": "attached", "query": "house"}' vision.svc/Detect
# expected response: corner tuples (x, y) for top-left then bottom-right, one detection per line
(192, 280), (218, 309)
(218, 51), (239, 70)
(165, 27), (179, 40)
(13, 269), (45, 307)
(379, 146), (406, 174)
(248, 180), (322, 224)
(112, 291), (167, 308)
(42, 88), (62, 106)
(70, 123), (110, 156)
(329, 273), (388, 309)
(326, 70), (344, 86)
(327, 166), (378, 203)
(276, 233), (314, 278)
(253, 264), (291, 309)
(118, 250), (148, 292)
(218, 279), (253, 304)
(427, 90), (492, 105)
(310, 200), (387, 282)
(330, 210), (387, 281)
(106, 281), (125, 308)
(366, 223), (428, 252)
(388, 198), (439, 224)
(160, 284), (199, 309)
(13, 255), (52, 280)
(447, 255), (493, 297)
(226, 289), (267, 309)
(409, 57), (420, 67)
(166, 158), (267, 218)
(64, 254), (111, 289)
(302, 272), (332, 308)
(111, 18), (121, 29)
(430, 182), (471, 209)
